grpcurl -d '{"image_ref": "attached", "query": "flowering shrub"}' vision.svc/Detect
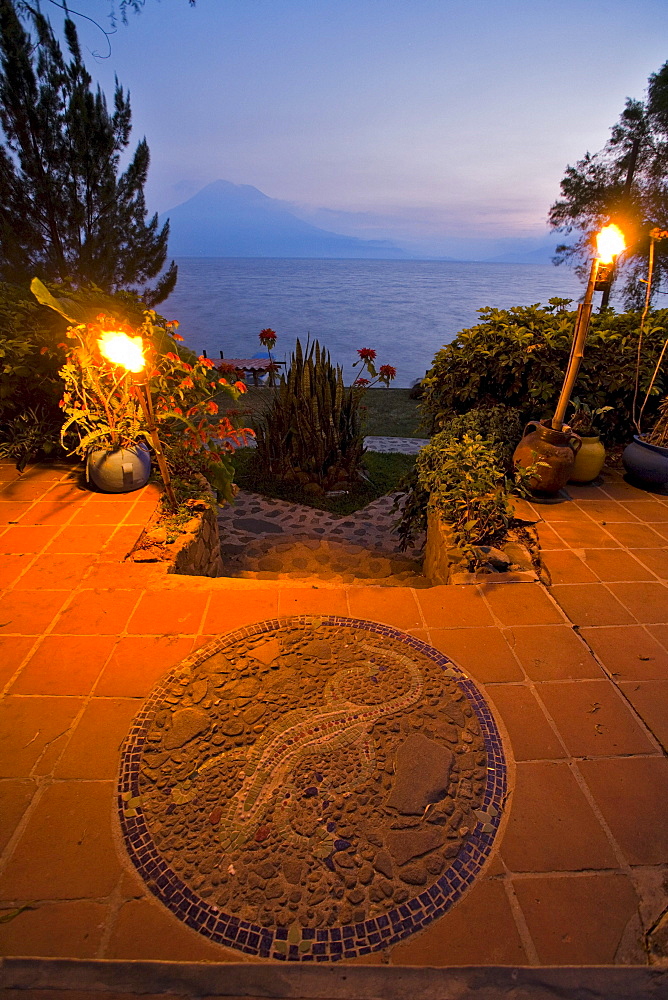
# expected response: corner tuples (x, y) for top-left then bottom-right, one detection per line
(32, 278), (253, 500)
(353, 348), (397, 388)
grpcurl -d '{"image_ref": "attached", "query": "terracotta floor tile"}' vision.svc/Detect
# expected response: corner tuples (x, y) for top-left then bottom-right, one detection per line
(0, 636), (35, 687)
(0, 778), (37, 852)
(607, 582), (668, 623)
(52, 589), (139, 635)
(504, 625), (603, 680)
(651, 522), (668, 541)
(13, 553), (93, 591)
(566, 484), (609, 500)
(578, 757), (668, 865)
(481, 583), (563, 626)
(620, 500), (668, 521)
(535, 523), (564, 550)
(0, 899), (107, 957)
(10, 635), (116, 696)
(415, 586), (494, 629)
(541, 550), (597, 584)
(389, 878), (528, 966)
(534, 502), (592, 522)
(0, 589), (68, 633)
(580, 547), (655, 582)
(347, 586), (424, 629)
(122, 500), (160, 525)
(510, 497), (540, 521)
(0, 524), (60, 554)
(278, 587), (349, 617)
(601, 480), (654, 500)
(500, 761), (617, 872)
(579, 625), (668, 680)
(104, 897), (237, 961)
(0, 780), (121, 898)
(0, 501), (32, 525)
(54, 697), (141, 779)
(549, 584), (635, 626)
(629, 547), (668, 578)
(0, 696), (83, 777)
(575, 500), (641, 523)
(486, 684), (566, 760)
(513, 874), (639, 965)
(101, 524), (144, 560)
(545, 521), (619, 548)
(45, 524), (115, 554)
(618, 681), (668, 749)
(127, 590), (208, 635)
(96, 635), (193, 696)
(83, 561), (163, 589)
(536, 679), (656, 757)
(428, 627), (524, 682)
(600, 521), (666, 548)
(43, 482), (89, 503)
(16, 501), (78, 527)
(0, 552), (32, 589)
(648, 623), (668, 649)
(0, 480), (53, 502)
(203, 589), (280, 634)
(68, 500), (135, 526)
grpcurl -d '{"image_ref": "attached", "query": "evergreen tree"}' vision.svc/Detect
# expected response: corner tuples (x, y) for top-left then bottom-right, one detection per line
(0, 0), (176, 304)
(549, 62), (668, 307)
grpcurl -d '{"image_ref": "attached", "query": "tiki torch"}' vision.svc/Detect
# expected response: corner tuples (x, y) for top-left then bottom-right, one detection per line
(97, 330), (178, 509)
(551, 224), (625, 431)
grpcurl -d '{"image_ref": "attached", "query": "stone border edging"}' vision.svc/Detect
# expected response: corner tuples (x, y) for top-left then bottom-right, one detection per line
(1, 958), (666, 999)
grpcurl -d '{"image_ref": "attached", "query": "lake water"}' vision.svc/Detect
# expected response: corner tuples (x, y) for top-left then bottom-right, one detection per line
(164, 258), (585, 388)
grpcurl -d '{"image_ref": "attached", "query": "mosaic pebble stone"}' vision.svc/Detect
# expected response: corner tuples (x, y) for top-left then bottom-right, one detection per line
(118, 616), (506, 961)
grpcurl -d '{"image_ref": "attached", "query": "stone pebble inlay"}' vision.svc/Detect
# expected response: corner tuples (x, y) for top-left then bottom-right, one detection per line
(118, 616), (506, 961)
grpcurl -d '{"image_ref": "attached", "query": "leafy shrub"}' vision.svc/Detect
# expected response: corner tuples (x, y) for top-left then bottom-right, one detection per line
(396, 405), (524, 552)
(421, 303), (668, 444)
(0, 406), (61, 471)
(255, 338), (364, 492)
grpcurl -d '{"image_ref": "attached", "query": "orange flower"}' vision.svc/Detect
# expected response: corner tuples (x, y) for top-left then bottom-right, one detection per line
(234, 380), (247, 393)
(206, 400), (219, 414)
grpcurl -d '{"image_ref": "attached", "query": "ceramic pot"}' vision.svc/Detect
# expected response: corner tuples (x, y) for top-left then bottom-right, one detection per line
(569, 434), (606, 483)
(622, 436), (668, 485)
(513, 419), (581, 495)
(86, 443), (151, 493)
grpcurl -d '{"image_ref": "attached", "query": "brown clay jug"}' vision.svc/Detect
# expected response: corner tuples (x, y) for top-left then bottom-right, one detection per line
(513, 420), (582, 495)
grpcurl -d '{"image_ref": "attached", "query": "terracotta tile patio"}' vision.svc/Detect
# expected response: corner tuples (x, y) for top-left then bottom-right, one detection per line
(0, 458), (667, 972)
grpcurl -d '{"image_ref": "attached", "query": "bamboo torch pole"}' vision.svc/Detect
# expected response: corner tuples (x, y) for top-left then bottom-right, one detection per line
(133, 377), (178, 510)
(551, 256), (599, 431)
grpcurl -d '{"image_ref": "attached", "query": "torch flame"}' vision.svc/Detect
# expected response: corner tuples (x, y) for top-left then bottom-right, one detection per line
(98, 330), (145, 373)
(596, 224), (625, 264)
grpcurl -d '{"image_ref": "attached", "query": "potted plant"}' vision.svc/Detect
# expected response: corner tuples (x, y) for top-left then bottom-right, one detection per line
(31, 279), (253, 497)
(567, 398), (612, 483)
(623, 395), (668, 485)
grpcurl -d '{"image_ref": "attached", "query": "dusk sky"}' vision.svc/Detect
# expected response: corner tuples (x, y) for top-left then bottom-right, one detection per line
(72, 0), (668, 258)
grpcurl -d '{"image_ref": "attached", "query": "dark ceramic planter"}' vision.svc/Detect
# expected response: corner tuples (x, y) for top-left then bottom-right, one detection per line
(622, 436), (668, 485)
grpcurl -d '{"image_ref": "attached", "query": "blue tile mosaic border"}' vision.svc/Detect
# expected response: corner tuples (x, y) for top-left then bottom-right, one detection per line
(118, 615), (507, 961)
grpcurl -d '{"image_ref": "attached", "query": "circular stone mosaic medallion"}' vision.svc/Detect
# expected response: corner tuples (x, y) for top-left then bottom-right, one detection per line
(118, 616), (506, 961)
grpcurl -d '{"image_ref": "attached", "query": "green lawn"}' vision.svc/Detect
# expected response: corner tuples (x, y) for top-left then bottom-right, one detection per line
(232, 449), (415, 515)
(223, 387), (428, 439)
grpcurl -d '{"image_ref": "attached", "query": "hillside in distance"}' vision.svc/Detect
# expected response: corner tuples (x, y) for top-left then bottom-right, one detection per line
(160, 181), (412, 258)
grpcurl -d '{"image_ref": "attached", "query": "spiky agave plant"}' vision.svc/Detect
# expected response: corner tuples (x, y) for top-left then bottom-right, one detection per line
(255, 338), (364, 490)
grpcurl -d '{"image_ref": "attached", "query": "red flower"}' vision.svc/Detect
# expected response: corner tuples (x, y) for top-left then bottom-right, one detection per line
(357, 348), (376, 361)
(259, 327), (277, 347)
(206, 400), (219, 414)
(172, 333), (184, 342)
(180, 376), (194, 389)
(165, 352), (179, 361)
(234, 380), (247, 393)
(166, 320), (179, 328)
(354, 377), (370, 387)
(379, 364), (397, 380)
(199, 356), (215, 369)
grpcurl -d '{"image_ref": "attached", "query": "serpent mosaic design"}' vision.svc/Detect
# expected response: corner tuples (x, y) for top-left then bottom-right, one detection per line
(118, 616), (507, 961)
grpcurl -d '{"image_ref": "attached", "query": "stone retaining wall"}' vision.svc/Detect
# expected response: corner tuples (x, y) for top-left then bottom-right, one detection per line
(167, 505), (224, 578)
(423, 509), (539, 585)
